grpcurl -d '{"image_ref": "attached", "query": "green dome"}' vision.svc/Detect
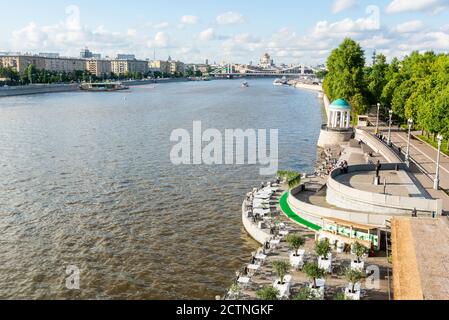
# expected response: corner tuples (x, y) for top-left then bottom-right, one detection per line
(330, 99), (351, 110)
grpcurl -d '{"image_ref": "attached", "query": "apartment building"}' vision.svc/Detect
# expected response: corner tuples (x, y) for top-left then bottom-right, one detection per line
(86, 59), (112, 77)
(111, 59), (148, 76)
(169, 60), (185, 74)
(44, 57), (86, 73)
(149, 60), (170, 74)
(0, 55), (87, 74)
(0, 55), (46, 74)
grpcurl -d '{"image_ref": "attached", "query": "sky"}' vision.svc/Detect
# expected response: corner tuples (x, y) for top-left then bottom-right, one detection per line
(1, 0), (449, 65)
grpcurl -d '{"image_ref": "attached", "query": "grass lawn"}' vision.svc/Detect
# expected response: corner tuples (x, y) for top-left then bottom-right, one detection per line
(417, 135), (449, 157)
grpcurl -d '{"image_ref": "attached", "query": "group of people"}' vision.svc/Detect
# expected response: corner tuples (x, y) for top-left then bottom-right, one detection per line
(339, 160), (349, 174)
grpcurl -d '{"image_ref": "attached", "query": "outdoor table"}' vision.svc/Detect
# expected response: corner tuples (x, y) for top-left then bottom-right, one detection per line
(255, 254), (267, 263)
(247, 264), (261, 276)
(237, 276), (251, 288)
(279, 230), (289, 237)
(253, 209), (271, 216)
(270, 239), (281, 248)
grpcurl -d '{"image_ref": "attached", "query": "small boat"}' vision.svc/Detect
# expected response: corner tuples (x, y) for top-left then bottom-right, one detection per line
(80, 82), (129, 92)
(273, 77), (288, 86)
(241, 81), (249, 88)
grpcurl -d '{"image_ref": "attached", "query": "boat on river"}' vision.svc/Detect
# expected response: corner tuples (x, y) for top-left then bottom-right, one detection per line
(80, 82), (129, 92)
(273, 77), (288, 86)
(241, 81), (249, 88)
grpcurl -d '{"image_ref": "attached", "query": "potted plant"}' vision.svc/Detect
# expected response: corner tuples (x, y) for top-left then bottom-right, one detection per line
(277, 170), (302, 190)
(351, 242), (367, 272)
(315, 239), (332, 273)
(272, 260), (291, 299)
(228, 284), (242, 300)
(293, 287), (320, 301)
(286, 234), (306, 269)
(303, 263), (326, 300)
(336, 241), (345, 253)
(256, 286), (279, 301)
(333, 292), (348, 300)
(344, 269), (365, 300)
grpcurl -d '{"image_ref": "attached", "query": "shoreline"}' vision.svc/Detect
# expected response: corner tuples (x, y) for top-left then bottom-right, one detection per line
(0, 77), (323, 98)
(241, 87), (326, 246)
(0, 78), (194, 98)
(224, 88), (327, 299)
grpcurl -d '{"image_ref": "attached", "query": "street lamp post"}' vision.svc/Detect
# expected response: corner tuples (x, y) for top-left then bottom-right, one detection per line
(405, 118), (413, 166)
(375, 103), (381, 135)
(434, 134), (444, 190)
(388, 109), (393, 146)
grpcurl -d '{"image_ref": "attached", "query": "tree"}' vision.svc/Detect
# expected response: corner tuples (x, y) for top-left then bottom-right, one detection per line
(228, 284), (242, 299)
(352, 242), (367, 263)
(315, 70), (328, 80)
(256, 286), (279, 300)
(323, 38), (368, 116)
(315, 239), (332, 260)
(303, 263), (326, 289)
(345, 269), (365, 294)
(293, 287), (320, 301)
(286, 234), (305, 256)
(277, 170), (301, 190)
(333, 292), (348, 300)
(272, 260), (290, 284)
(367, 53), (388, 104)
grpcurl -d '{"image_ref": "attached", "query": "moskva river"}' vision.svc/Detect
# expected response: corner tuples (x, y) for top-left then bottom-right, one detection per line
(0, 79), (322, 299)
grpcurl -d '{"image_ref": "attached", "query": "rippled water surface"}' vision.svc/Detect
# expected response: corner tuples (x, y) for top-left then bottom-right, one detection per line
(0, 79), (322, 299)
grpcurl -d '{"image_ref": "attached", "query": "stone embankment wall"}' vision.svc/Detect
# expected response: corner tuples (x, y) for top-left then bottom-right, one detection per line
(0, 84), (80, 97)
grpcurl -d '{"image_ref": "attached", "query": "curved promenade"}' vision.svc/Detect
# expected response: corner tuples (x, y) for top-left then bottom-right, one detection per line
(286, 188), (391, 228)
(326, 163), (442, 216)
(355, 129), (402, 163)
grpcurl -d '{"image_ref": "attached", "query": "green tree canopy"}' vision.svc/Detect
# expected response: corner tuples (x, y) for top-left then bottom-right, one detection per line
(323, 38), (368, 116)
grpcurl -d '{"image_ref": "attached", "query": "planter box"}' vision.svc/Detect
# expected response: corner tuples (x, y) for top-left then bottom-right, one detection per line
(337, 242), (345, 253)
(309, 279), (325, 300)
(318, 254), (333, 273)
(273, 277), (292, 299)
(345, 283), (361, 300)
(289, 253), (304, 270)
(351, 260), (365, 272)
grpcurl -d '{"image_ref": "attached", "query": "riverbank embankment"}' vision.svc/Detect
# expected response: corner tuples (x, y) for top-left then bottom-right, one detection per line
(0, 78), (196, 98)
(0, 83), (80, 97)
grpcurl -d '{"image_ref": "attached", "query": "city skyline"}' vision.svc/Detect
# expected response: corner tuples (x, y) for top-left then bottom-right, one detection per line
(1, 0), (449, 65)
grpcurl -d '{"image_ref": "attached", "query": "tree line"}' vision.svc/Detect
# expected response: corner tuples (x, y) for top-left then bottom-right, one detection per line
(0, 64), (205, 86)
(323, 38), (449, 142)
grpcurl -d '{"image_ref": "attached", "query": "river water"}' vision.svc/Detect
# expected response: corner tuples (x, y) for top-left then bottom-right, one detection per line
(0, 79), (322, 299)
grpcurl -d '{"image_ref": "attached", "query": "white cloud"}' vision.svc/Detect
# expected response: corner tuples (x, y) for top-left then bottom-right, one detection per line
(198, 28), (216, 41)
(386, 0), (447, 13)
(222, 33), (259, 50)
(181, 15), (198, 25)
(148, 32), (170, 48)
(127, 28), (137, 36)
(332, 0), (357, 13)
(10, 5), (145, 56)
(216, 12), (244, 25)
(394, 20), (425, 33)
(153, 22), (169, 29)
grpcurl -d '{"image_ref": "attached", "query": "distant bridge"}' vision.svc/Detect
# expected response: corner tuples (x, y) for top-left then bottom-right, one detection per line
(210, 64), (315, 78)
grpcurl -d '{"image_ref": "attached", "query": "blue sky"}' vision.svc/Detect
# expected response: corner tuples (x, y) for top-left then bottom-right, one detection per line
(1, 0), (449, 64)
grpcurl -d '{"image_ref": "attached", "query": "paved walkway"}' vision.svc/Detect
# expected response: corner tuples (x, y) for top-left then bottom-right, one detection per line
(335, 170), (427, 198)
(365, 113), (449, 213)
